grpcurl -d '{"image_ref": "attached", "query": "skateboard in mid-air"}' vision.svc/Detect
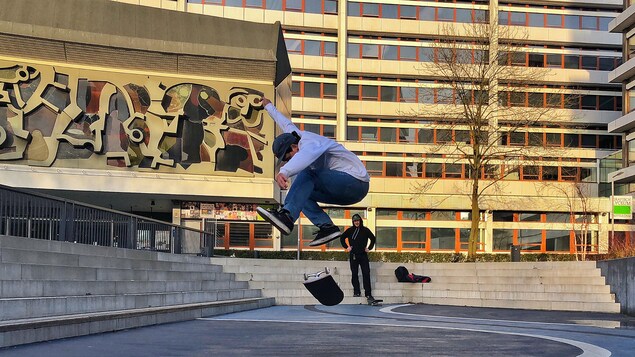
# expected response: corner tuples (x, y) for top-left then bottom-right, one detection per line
(303, 267), (344, 306)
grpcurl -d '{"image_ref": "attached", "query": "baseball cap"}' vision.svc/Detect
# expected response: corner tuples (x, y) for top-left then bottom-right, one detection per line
(272, 132), (300, 166)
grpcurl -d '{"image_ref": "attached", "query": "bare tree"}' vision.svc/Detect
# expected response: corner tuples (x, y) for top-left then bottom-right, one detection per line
(538, 181), (598, 261)
(411, 20), (575, 260)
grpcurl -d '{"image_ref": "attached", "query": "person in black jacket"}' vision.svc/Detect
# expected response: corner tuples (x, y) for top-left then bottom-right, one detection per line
(340, 214), (377, 302)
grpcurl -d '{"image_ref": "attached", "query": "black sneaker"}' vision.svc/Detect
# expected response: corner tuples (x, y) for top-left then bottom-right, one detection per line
(257, 207), (294, 235)
(353, 293), (361, 297)
(308, 224), (341, 246)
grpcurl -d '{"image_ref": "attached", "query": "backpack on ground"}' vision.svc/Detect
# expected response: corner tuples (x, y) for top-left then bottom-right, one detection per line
(394, 265), (432, 283)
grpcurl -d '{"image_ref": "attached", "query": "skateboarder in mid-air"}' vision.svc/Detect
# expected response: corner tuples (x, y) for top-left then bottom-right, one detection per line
(257, 97), (370, 246)
(340, 214), (381, 305)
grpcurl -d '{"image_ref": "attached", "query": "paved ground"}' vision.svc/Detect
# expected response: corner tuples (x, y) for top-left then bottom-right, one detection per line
(1, 303), (634, 356)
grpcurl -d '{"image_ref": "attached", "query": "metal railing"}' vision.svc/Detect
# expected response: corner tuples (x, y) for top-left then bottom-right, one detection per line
(0, 184), (217, 256)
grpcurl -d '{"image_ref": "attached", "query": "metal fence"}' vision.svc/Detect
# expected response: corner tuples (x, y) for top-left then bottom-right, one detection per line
(0, 184), (216, 256)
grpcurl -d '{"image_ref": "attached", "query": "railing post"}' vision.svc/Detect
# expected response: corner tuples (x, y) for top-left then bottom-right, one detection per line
(172, 227), (181, 254)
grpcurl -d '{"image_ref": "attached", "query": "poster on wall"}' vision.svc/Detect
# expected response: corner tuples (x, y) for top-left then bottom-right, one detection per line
(181, 202), (200, 219)
(184, 202), (268, 221)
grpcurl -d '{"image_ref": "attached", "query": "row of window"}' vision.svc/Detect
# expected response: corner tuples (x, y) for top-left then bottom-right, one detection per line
(188, 0), (337, 14)
(499, 10), (612, 31)
(360, 160), (596, 182)
(287, 37), (621, 71)
(348, 2), (488, 24)
(499, 51), (620, 71)
(291, 121), (621, 150)
(190, 0), (615, 33)
(292, 81), (622, 111)
(278, 209), (598, 253)
(344, 124), (621, 149)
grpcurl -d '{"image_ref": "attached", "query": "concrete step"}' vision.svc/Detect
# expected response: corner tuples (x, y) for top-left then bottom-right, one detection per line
(0, 279), (250, 298)
(246, 280), (611, 294)
(0, 297), (275, 348)
(1, 262), (235, 282)
(0, 248), (222, 273)
(231, 272), (607, 286)
(0, 288), (264, 320)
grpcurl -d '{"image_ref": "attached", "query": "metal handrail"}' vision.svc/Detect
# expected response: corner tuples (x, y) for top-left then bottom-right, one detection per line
(0, 184), (216, 257)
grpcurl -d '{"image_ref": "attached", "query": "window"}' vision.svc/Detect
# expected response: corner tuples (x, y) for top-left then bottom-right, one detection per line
(381, 45), (398, 60)
(361, 85), (378, 100)
(438, 8), (454, 22)
(304, 1), (321, 14)
(547, 14), (562, 27)
(381, 86), (397, 101)
(304, 40), (321, 56)
(324, 42), (337, 57)
(400, 46), (417, 61)
(419, 7), (435, 21)
(564, 55), (578, 69)
(304, 82), (320, 98)
(431, 228), (455, 249)
(266, 0), (282, 10)
(285, 39), (302, 53)
(528, 13), (544, 27)
(323, 83), (336, 98)
(581, 16), (597, 30)
(510, 12), (526, 26)
(382, 4), (397, 18)
(376, 227), (397, 249)
(564, 15), (579, 29)
(546, 54), (562, 68)
(400, 5), (417, 19)
(418, 129), (433, 143)
(362, 44), (379, 58)
(285, 0), (302, 12)
(362, 3), (379, 17)
(542, 166), (558, 181)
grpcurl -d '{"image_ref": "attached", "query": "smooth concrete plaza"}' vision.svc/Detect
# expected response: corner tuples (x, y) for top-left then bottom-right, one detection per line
(2, 303), (634, 357)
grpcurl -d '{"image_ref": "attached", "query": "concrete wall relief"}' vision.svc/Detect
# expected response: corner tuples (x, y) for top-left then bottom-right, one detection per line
(0, 63), (269, 176)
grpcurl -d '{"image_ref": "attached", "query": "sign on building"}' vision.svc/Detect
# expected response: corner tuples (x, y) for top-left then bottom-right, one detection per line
(612, 196), (633, 220)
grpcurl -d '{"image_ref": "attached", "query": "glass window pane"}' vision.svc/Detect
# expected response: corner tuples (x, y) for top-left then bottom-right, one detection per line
(400, 5), (417, 19)
(547, 14), (563, 27)
(382, 4), (397, 19)
(246, 0), (263, 7)
(376, 227), (397, 249)
(347, 2), (360, 17)
(347, 43), (360, 58)
(546, 54), (562, 67)
(347, 126), (359, 140)
(400, 46), (417, 60)
(425, 163), (442, 178)
(564, 15), (579, 29)
(323, 83), (336, 98)
(438, 8), (454, 22)
(581, 16), (597, 30)
(386, 161), (402, 176)
(362, 3), (379, 16)
(324, 42), (337, 56)
(304, 40), (321, 56)
(285, 0), (302, 11)
(493, 229), (513, 250)
(510, 12), (526, 25)
(419, 7), (434, 21)
(418, 129), (433, 143)
(324, 0), (337, 14)
(528, 13), (544, 27)
(266, 0), (282, 10)
(361, 126), (378, 141)
(285, 39), (302, 53)
(402, 227), (426, 249)
(456, 9), (471, 23)
(400, 87), (416, 102)
(381, 86), (397, 101)
(381, 45), (398, 60)
(581, 56), (597, 69)
(431, 228), (455, 249)
(418, 88), (434, 104)
(564, 55), (579, 69)
(528, 53), (544, 67)
(361, 85), (378, 100)
(546, 230), (570, 251)
(362, 44), (379, 58)
(380, 127), (397, 142)
(305, 1), (321, 14)
(304, 82), (320, 97)
(493, 211), (514, 222)
(347, 84), (359, 100)
(518, 229), (542, 249)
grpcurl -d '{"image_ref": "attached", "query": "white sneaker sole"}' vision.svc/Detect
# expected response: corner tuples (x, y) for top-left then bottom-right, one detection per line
(256, 207), (292, 235)
(308, 231), (341, 246)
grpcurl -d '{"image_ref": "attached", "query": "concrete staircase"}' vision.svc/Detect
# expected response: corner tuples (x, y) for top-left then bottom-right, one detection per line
(0, 235), (273, 348)
(212, 257), (621, 313)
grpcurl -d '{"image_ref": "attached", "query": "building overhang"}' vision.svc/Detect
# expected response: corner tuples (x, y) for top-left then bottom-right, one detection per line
(608, 111), (635, 133)
(609, 4), (635, 33)
(609, 166), (635, 184)
(608, 56), (635, 84)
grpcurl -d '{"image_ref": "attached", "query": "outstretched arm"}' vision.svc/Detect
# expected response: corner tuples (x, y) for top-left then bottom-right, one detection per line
(261, 97), (299, 134)
(366, 228), (376, 251)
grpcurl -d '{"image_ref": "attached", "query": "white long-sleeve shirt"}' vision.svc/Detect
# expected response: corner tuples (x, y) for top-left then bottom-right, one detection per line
(265, 103), (370, 182)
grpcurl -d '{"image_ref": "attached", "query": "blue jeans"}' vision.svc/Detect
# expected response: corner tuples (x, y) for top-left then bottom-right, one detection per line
(283, 169), (369, 227)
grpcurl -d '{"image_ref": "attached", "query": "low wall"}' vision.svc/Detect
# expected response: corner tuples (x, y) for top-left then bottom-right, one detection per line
(597, 257), (635, 316)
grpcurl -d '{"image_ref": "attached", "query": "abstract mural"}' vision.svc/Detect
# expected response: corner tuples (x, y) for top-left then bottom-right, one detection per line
(0, 62), (270, 176)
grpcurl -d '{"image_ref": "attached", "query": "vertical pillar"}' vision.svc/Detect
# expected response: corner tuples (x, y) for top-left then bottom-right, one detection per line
(336, 0), (348, 142)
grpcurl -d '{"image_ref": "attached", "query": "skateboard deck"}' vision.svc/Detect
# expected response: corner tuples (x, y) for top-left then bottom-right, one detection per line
(367, 298), (383, 306)
(303, 268), (344, 306)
